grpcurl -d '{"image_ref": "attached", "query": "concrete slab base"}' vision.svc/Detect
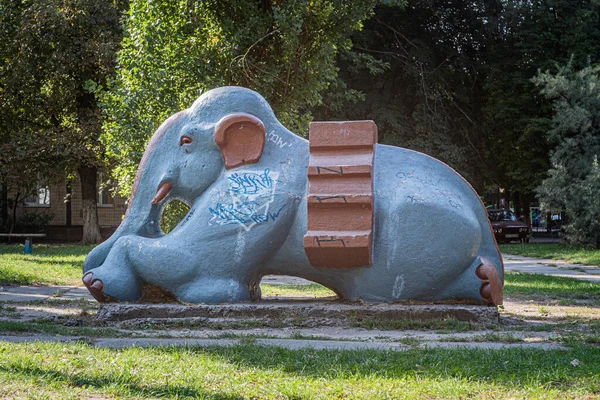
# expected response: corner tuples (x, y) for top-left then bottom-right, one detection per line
(96, 301), (499, 327)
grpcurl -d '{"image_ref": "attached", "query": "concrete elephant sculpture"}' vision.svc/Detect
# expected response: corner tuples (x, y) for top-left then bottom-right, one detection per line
(83, 86), (503, 305)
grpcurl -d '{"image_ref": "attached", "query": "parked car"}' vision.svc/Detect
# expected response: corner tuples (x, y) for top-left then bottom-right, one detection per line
(487, 209), (530, 243)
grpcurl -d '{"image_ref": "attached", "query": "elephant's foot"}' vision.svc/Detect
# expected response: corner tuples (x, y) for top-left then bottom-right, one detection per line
(82, 271), (106, 302)
(476, 257), (503, 306)
(82, 265), (142, 303)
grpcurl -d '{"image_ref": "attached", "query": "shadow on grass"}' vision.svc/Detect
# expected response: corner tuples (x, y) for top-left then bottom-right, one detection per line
(8, 256), (86, 266)
(2, 342), (600, 395)
(156, 344), (600, 390)
(0, 364), (243, 399)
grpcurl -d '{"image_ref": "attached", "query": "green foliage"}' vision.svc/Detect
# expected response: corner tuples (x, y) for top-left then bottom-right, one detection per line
(317, 1), (492, 188)
(0, 0), (127, 182)
(14, 211), (54, 233)
(534, 63), (600, 247)
(0, 0), (128, 241)
(483, 0), (600, 199)
(323, 0), (600, 198)
(160, 200), (190, 234)
(102, 0), (383, 195)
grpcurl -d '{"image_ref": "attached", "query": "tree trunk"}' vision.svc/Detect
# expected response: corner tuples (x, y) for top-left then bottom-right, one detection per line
(513, 191), (522, 219)
(66, 180), (72, 227)
(9, 192), (21, 241)
(78, 165), (103, 244)
(521, 193), (532, 227)
(503, 189), (511, 210)
(0, 183), (7, 230)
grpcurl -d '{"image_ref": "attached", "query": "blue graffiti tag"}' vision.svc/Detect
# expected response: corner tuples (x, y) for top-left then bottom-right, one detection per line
(209, 202), (286, 225)
(228, 169), (274, 195)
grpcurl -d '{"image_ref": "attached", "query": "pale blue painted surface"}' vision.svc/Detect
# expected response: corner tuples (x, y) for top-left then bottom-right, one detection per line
(83, 87), (502, 304)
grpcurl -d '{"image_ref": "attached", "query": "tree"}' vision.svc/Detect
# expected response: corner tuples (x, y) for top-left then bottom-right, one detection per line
(0, 0), (55, 231)
(0, 0), (127, 243)
(482, 0), (600, 218)
(534, 63), (600, 247)
(315, 1), (499, 191)
(101, 0), (398, 196)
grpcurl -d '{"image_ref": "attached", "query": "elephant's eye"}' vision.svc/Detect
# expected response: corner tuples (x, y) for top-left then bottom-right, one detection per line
(180, 136), (193, 146)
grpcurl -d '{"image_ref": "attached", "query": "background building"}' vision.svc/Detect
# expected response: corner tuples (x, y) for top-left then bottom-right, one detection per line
(4, 175), (127, 242)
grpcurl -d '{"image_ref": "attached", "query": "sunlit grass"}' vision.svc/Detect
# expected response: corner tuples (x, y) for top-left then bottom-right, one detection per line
(1, 341), (600, 399)
(504, 272), (600, 300)
(260, 283), (335, 298)
(0, 244), (91, 286)
(501, 243), (600, 266)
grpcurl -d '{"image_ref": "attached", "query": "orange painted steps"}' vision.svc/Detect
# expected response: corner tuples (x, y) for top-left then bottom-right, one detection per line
(304, 121), (377, 269)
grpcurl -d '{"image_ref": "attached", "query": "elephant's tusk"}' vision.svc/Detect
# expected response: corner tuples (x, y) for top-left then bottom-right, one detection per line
(151, 182), (172, 205)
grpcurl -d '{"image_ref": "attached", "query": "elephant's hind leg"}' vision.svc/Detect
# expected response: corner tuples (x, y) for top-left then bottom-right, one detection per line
(432, 255), (503, 305)
(175, 278), (252, 304)
(476, 257), (503, 306)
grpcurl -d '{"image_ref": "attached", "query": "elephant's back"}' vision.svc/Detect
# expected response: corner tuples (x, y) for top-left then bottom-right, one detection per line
(348, 144), (502, 300)
(373, 144), (484, 216)
(372, 144), (494, 237)
(372, 144), (497, 254)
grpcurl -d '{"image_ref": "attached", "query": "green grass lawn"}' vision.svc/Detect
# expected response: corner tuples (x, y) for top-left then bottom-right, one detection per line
(500, 243), (600, 266)
(1, 341), (599, 399)
(504, 272), (600, 300)
(0, 244), (92, 286)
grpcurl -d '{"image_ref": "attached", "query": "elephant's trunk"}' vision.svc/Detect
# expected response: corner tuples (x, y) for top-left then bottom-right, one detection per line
(83, 112), (187, 273)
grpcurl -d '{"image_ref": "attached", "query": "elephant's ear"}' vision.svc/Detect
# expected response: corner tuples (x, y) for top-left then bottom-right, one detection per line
(214, 113), (266, 169)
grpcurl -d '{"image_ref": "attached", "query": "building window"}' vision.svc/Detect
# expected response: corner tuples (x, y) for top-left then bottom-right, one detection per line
(24, 180), (51, 207)
(97, 172), (114, 207)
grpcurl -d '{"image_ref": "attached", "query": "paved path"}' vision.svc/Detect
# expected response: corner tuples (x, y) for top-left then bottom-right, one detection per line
(0, 285), (92, 302)
(0, 335), (566, 351)
(1, 253), (598, 302)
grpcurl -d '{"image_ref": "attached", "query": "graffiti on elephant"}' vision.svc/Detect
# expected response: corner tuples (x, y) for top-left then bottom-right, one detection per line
(228, 169), (275, 195)
(209, 201), (286, 226)
(209, 168), (284, 231)
(267, 131), (293, 148)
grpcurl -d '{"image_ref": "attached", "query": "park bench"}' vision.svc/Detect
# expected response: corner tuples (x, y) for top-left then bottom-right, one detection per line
(0, 233), (47, 254)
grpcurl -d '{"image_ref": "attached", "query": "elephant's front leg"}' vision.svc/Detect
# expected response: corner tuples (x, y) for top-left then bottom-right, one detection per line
(84, 234), (196, 302)
(125, 233), (253, 303)
(84, 233), (253, 304)
(82, 235), (144, 302)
